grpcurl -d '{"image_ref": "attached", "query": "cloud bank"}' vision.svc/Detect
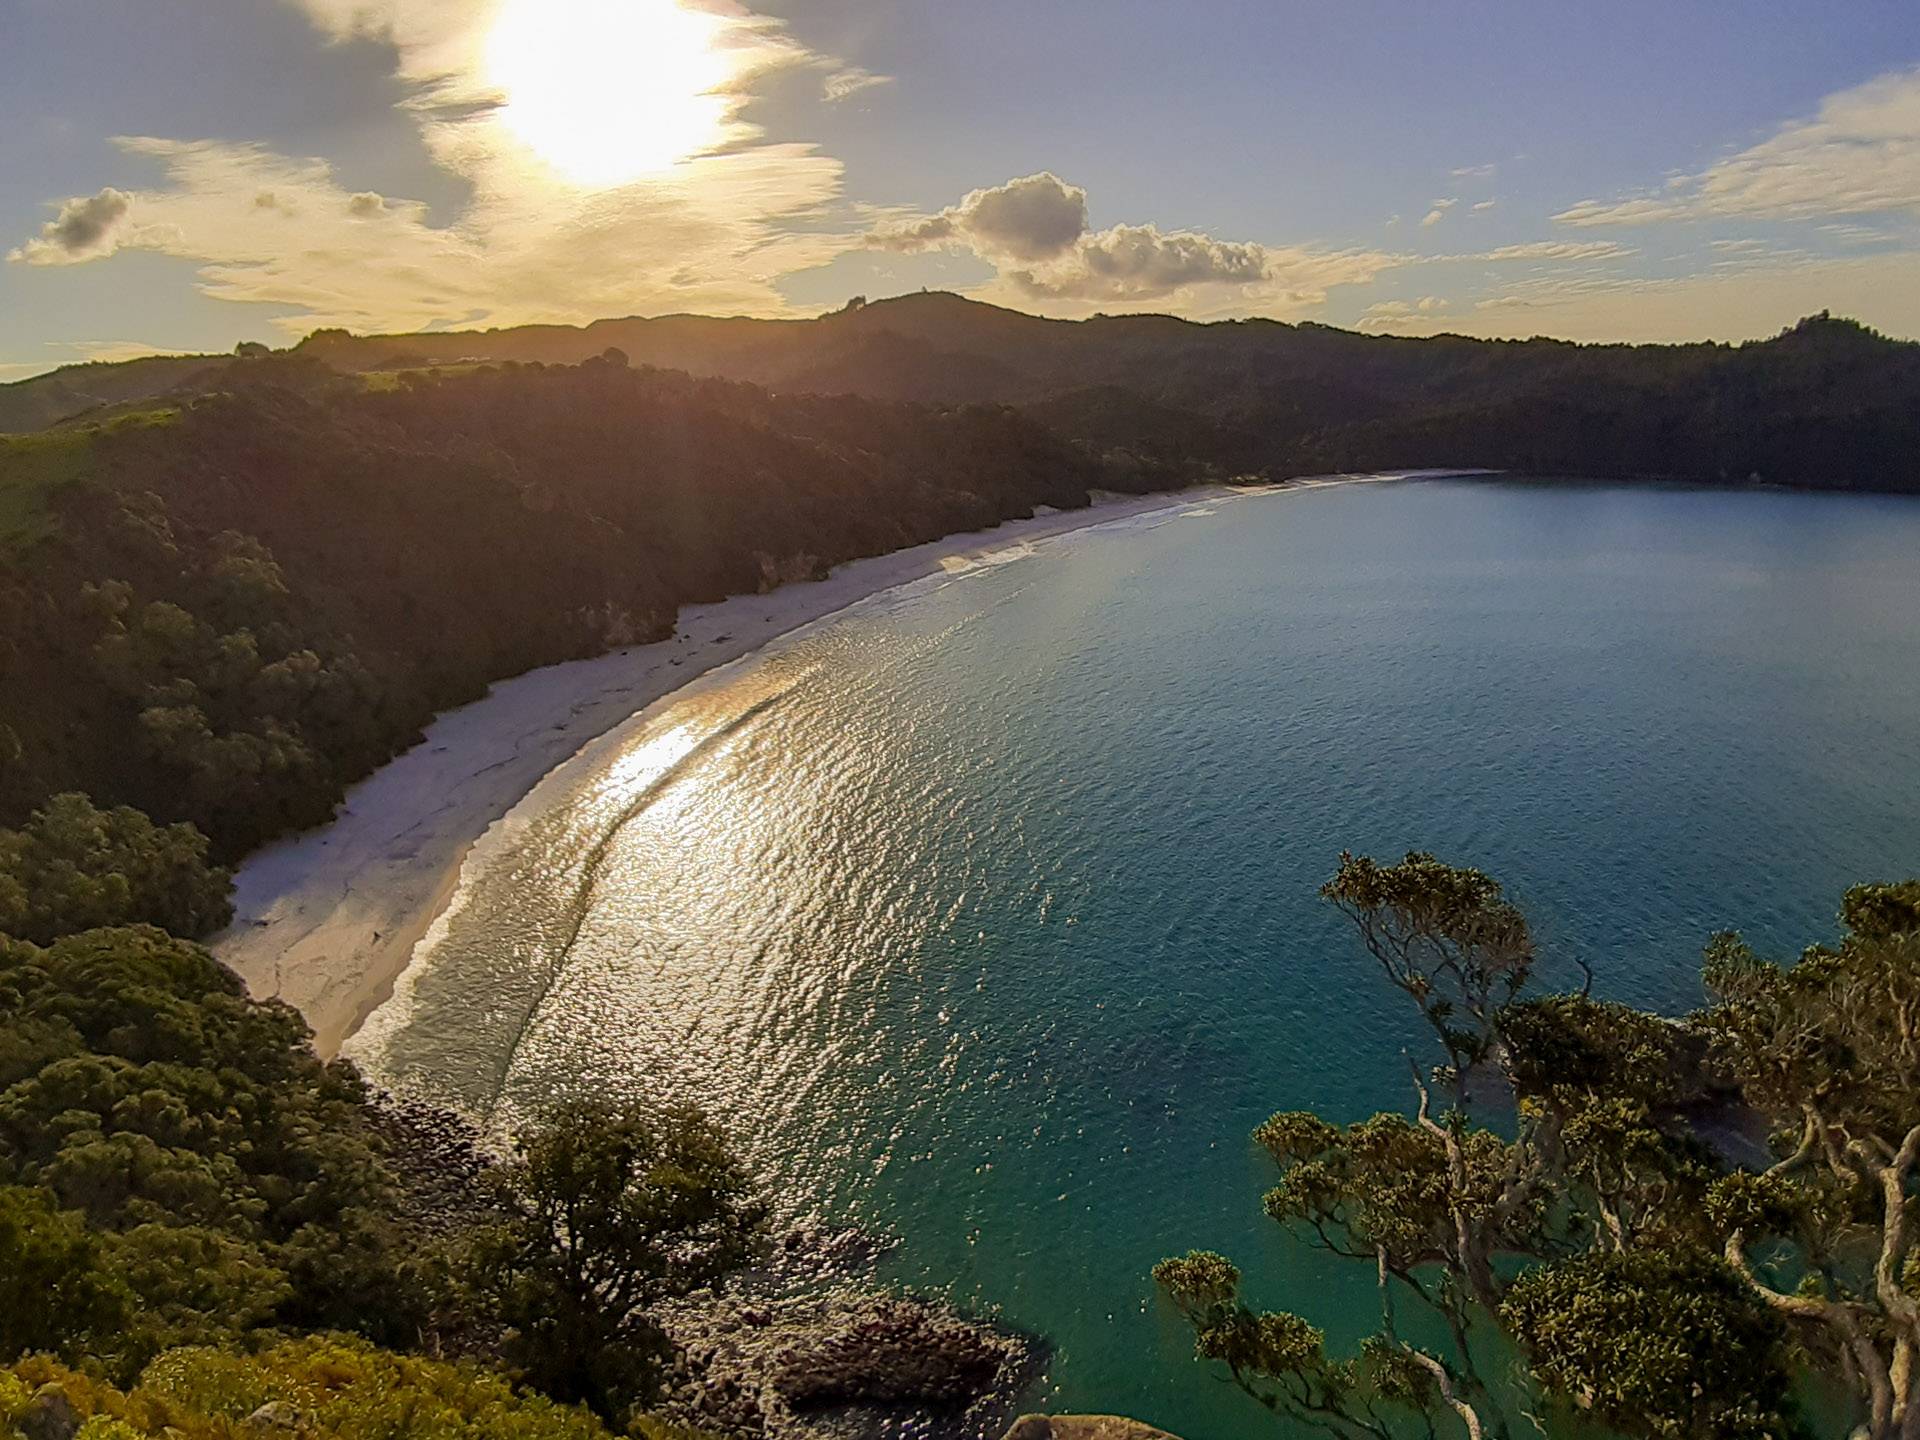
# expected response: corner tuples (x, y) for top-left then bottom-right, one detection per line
(872, 171), (1395, 311)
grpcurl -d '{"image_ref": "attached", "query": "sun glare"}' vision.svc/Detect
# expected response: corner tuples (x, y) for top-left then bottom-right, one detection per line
(485, 0), (737, 187)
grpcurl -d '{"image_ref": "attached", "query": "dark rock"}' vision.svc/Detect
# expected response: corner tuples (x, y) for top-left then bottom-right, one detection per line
(772, 1297), (1019, 1411)
(1003, 1419), (1183, 1440)
(19, 1386), (80, 1440)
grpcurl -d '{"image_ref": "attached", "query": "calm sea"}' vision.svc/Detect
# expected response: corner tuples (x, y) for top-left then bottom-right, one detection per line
(348, 478), (1920, 1438)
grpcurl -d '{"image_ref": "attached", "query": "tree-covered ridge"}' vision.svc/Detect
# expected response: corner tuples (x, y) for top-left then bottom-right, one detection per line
(6, 296), (1917, 491)
(1158, 855), (1920, 1440)
(0, 354), (1137, 866)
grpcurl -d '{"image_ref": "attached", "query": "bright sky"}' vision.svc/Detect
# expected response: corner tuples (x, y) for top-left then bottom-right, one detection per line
(6, 0), (1920, 378)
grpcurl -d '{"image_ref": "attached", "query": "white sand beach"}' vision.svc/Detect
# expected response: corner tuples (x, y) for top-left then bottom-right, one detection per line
(213, 470), (1483, 1057)
(213, 485), (1225, 1055)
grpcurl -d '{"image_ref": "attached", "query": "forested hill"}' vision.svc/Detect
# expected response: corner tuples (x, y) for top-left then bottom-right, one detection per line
(3, 298), (1919, 872)
(7, 294), (1919, 491)
(0, 355), (1127, 864)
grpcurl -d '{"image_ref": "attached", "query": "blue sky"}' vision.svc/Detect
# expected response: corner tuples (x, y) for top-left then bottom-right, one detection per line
(6, 0), (1920, 377)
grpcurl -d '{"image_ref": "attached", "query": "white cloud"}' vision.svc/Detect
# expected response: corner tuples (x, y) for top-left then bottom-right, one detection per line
(874, 173), (1399, 312)
(1818, 221), (1900, 246)
(1420, 198), (1457, 228)
(1013, 224), (1271, 299)
(1451, 163), (1497, 179)
(1471, 199), (1497, 213)
(1555, 64), (1920, 226)
(872, 172), (1089, 261)
(9, 188), (139, 264)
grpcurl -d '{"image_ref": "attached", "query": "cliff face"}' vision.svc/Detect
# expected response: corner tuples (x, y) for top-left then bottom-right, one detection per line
(1004, 1417), (1186, 1440)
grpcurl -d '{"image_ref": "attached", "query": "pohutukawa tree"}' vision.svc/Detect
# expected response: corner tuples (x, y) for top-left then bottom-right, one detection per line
(1156, 851), (1920, 1440)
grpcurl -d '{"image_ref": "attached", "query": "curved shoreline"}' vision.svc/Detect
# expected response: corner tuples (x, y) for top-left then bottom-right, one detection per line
(213, 470), (1479, 1056)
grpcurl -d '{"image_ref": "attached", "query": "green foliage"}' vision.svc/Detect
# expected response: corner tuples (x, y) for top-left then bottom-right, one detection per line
(2, 1336), (616, 1440)
(1254, 1109), (1546, 1273)
(1162, 859), (1920, 1437)
(1321, 849), (1534, 1075)
(471, 1101), (767, 1422)
(0, 794), (230, 945)
(0, 1184), (130, 1363)
(0, 927), (441, 1375)
(1499, 993), (1693, 1107)
(1837, 879), (1920, 943)
(1501, 1247), (1801, 1439)
(0, 363), (1131, 857)
(1157, 851), (1905, 1439)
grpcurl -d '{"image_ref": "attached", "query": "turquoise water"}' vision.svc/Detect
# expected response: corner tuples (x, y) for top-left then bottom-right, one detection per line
(350, 479), (1920, 1437)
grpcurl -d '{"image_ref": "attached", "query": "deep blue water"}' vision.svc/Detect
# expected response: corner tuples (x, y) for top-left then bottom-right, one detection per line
(350, 479), (1920, 1437)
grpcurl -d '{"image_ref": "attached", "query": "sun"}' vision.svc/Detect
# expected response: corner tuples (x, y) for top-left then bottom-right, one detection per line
(485, 0), (737, 188)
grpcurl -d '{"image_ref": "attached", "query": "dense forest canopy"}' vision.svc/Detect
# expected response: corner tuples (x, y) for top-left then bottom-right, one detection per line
(0, 353), (1132, 870)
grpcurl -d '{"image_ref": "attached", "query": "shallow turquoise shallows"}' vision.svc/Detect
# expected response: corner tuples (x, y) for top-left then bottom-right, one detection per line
(350, 479), (1920, 1438)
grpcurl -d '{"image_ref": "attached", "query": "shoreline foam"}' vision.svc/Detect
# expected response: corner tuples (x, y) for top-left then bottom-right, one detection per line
(214, 470), (1483, 1056)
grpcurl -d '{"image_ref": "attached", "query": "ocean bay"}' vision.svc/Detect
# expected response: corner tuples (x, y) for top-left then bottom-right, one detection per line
(350, 478), (1920, 1437)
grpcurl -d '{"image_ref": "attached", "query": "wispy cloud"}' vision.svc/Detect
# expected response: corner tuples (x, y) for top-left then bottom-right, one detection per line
(1451, 163), (1497, 179)
(1367, 250), (1920, 342)
(1358, 295), (1450, 330)
(1555, 65), (1920, 227)
(1476, 240), (1635, 262)
(1420, 198), (1457, 228)
(822, 66), (892, 103)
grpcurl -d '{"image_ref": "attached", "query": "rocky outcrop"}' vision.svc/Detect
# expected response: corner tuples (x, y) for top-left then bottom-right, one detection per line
(771, 1297), (1021, 1409)
(17, 1386), (80, 1440)
(652, 1224), (1039, 1438)
(1003, 1418), (1184, 1440)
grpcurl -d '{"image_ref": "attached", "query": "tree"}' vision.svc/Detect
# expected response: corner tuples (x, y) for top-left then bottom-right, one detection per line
(1320, 850), (1537, 1080)
(1158, 851), (1830, 1440)
(0, 927), (445, 1373)
(1500, 1246), (1799, 1440)
(473, 1100), (766, 1422)
(0, 1184), (130, 1365)
(0, 793), (231, 944)
(1696, 881), (1920, 1439)
(2, 1335), (632, 1440)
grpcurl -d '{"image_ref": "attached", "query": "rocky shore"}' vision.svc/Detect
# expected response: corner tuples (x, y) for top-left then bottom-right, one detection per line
(652, 1224), (1041, 1440)
(1002, 1421), (1183, 1440)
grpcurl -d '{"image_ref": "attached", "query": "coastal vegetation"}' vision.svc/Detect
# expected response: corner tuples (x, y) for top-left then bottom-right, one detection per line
(0, 349), (1131, 877)
(0, 920), (763, 1434)
(1157, 854), (1920, 1439)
